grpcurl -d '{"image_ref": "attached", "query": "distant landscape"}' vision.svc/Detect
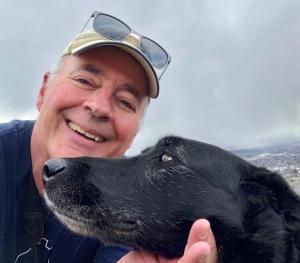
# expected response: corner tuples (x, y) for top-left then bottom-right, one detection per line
(234, 142), (300, 193)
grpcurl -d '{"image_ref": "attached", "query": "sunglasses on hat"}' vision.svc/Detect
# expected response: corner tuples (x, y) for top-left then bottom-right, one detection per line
(81, 11), (171, 80)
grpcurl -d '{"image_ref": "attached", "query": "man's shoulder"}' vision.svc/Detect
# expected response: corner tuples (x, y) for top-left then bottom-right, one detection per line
(0, 119), (34, 137)
(0, 119), (34, 169)
(0, 120), (36, 262)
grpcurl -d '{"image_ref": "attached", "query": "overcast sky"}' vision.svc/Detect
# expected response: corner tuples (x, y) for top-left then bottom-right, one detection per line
(1, 0), (300, 155)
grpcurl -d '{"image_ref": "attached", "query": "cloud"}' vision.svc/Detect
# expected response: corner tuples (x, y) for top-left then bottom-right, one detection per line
(1, 0), (300, 155)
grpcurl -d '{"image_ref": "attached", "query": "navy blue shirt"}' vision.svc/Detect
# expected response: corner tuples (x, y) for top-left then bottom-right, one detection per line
(0, 120), (129, 262)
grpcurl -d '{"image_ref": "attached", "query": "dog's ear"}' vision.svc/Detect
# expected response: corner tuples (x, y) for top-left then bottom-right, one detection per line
(240, 165), (300, 226)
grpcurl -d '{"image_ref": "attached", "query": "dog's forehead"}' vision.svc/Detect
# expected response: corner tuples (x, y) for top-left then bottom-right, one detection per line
(152, 136), (207, 158)
(155, 136), (239, 163)
(157, 136), (188, 147)
(156, 136), (208, 149)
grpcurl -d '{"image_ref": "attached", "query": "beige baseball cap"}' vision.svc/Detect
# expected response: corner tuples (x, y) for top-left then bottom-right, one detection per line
(62, 30), (160, 98)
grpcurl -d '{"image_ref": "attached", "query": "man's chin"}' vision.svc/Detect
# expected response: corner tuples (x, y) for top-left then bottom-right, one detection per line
(48, 146), (88, 159)
(47, 139), (126, 159)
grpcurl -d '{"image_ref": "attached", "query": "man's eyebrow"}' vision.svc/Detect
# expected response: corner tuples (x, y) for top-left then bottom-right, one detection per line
(76, 64), (105, 76)
(119, 83), (142, 100)
(74, 64), (145, 100)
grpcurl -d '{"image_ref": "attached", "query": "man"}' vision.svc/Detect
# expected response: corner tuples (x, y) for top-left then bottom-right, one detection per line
(0, 11), (217, 262)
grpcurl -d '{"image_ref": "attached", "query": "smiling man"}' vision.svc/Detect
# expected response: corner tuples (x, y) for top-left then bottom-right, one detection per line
(31, 46), (150, 193)
(0, 11), (217, 263)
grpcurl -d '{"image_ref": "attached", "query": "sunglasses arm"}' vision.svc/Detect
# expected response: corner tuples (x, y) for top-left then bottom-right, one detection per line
(80, 15), (93, 33)
(159, 59), (171, 80)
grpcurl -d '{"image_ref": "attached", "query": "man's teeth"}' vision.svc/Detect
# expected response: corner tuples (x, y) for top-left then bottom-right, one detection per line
(68, 122), (104, 142)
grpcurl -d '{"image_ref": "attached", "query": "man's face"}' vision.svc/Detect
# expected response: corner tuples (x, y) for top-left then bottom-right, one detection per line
(33, 46), (149, 160)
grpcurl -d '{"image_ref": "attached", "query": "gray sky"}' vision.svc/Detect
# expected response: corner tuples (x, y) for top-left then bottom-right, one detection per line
(1, 0), (300, 155)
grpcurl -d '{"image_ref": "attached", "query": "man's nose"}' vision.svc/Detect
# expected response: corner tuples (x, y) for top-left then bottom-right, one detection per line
(83, 88), (113, 121)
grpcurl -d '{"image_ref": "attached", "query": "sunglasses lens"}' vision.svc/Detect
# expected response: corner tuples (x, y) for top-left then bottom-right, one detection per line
(140, 37), (168, 69)
(93, 14), (130, 41)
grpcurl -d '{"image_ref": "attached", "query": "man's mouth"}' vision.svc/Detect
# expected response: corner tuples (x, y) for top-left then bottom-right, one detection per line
(68, 121), (106, 142)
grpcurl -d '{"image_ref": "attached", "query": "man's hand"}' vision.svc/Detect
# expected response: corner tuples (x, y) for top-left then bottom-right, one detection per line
(117, 219), (217, 263)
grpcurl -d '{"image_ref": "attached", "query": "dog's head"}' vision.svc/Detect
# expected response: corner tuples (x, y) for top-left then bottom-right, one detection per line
(43, 136), (300, 259)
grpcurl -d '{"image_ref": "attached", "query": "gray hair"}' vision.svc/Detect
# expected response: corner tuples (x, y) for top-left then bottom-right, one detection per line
(47, 55), (68, 86)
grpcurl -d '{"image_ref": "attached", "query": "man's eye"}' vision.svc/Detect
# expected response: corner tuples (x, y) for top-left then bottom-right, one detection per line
(75, 78), (93, 86)
(160, 153), (173, 162)
(119, 100), (136, 112)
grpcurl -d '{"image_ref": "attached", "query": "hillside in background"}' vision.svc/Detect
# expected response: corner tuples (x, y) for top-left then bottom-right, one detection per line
(233, 142), (300, 191)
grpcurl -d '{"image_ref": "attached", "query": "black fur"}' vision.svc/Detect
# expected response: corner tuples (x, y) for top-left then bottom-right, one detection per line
(43, 136), (300, 262)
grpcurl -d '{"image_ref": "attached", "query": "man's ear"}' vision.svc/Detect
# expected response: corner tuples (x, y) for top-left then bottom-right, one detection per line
(36, 71), (51, 111)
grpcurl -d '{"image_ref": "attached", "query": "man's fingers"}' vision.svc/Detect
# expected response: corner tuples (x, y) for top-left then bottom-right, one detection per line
(118, 251), (156, 263)
(181, 219), (218, 263)
(184, 219), (211, 253)
(119, 219), (217, 263)
(179, 242), (210, 263)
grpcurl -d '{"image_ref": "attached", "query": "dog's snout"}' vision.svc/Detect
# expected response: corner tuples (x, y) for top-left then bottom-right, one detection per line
(43, 159), (66, 184)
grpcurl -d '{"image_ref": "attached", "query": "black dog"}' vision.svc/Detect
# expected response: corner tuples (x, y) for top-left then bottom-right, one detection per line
(43, 136), (300, 262)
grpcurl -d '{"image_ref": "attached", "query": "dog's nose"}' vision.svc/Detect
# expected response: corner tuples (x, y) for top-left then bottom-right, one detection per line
(43, 159), (66, 184)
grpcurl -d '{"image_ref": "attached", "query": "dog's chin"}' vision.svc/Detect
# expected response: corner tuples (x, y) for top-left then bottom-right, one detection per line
(53, 209), (142, 247)
(44, 192), (141, 245)
(44, 192), (99, 237)
(53, 210), (96, 237)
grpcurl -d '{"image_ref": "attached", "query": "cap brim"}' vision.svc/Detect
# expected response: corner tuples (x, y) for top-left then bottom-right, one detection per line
(63, 31), (159, 98)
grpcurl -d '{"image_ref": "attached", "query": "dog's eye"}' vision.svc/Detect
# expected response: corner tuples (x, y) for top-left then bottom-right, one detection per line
(161, 153), (173, 162)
